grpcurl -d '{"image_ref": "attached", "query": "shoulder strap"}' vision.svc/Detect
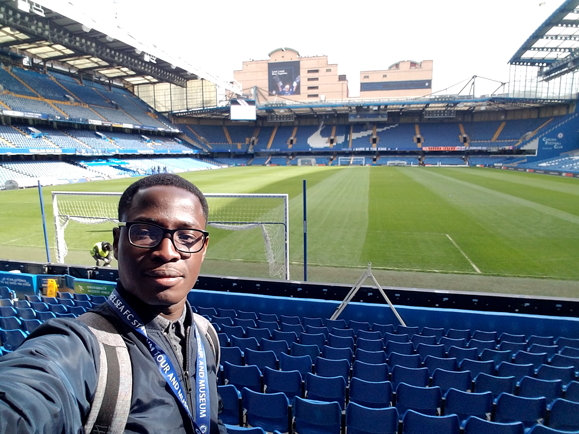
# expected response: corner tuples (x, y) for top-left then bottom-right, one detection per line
(77, 312), (132, 434)
(193, 312), (220, 367)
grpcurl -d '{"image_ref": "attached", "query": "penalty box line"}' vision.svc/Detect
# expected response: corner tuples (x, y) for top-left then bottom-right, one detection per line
(445, 234), (482, 274)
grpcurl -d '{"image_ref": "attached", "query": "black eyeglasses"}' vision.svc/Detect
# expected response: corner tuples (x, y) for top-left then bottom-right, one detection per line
(118, 222), (209, 254)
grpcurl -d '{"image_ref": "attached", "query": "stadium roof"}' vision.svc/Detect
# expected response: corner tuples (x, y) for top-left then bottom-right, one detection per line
(509, 0), (579, 79)
(0, 0), (240, 93)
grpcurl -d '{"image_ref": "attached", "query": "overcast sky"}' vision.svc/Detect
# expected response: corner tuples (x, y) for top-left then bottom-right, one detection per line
(46, 0), (564, 97)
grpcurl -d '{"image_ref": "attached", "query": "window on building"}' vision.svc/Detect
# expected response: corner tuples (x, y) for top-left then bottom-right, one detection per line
(307, 77), (319, 81)
(307, 69), (319, 73)
(307, 86), (319, 90)
(307, 94), (319, 98)
(383, 74), (387, 78)
(363, 75), (369, 79)
(326, 68), (331, 72)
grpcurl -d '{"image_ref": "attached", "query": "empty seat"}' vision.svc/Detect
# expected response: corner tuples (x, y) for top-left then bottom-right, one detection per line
(241, 388), (290, 433)
(293, 397), (342, 434)
(356, 337), (384, 352)
(244, 348), (278, 371)
(263, 366), (302, 401)
(292, 342), (320, 362)
(460, 358), (495, 379)
(497, 361), (535, 385)
(355, 348), (387, 364)
(305, 372), (346, 409)
(222, 362), (262, 392)
(444, 388), (493, 427)
(424, 355), (458, 376)
(495, 392), (547, 430)
(390, 365), (429, 388)
(402, 409), (460, 434)
(351, 360), (389, 382)
(315, 356), (350, 382)
(463, 416), (524, 434)
(346, 401), (398, 434)
(321, 345), (353, 364)
(395, 383), (442, 419)
(518, 376), (562, 406)
(388, 352), (421, 369)
(218, 384), (242, 425)
(348, 377), (393, 409)
(474, 373), (516, 402)
(299, 332), (326, 351)
(499, 332), (526, 344)
(279, 353), (312, 378)
(422, 327), (445, 341)
(432, 368), (472, 393)
(348, 320), (371, 334)
(548, 398), (579, 431)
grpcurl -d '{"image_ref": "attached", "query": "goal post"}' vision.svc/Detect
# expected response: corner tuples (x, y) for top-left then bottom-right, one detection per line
(52, 191), (290, 280)
(338, 156), (365, 166)
(297, 157), (316, 166)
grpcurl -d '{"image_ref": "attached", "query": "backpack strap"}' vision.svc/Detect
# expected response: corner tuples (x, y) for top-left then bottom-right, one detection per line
(77, 312), (132, 434)
(193, 312), (220, 367)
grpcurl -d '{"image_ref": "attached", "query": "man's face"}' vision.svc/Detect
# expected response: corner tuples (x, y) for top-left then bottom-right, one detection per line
(113, 185), (208, 310)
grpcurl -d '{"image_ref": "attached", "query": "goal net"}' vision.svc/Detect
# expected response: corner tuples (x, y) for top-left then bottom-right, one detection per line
(297, 158), (316, 166)
(52, 191), (290, 280)
(338, 156), (365, 166)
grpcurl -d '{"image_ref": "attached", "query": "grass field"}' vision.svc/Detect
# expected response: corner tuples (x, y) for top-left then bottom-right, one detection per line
(1, 166), (578, 298)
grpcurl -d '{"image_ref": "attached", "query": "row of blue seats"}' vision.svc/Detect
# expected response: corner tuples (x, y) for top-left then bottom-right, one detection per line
(219, 379), (579, 434)
(197, 305), (579, 347)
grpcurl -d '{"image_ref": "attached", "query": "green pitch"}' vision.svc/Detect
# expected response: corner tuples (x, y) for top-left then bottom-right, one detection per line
(1, 166), (578, 295)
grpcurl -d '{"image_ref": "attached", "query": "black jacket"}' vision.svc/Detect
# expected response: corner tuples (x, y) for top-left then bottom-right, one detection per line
(0, 297), (226, 434)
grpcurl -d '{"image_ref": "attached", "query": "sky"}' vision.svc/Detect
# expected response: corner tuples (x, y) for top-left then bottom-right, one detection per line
(42, 0), (564, 97)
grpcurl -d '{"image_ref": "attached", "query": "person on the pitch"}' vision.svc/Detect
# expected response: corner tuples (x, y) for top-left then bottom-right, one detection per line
(90, 241), (112, 267)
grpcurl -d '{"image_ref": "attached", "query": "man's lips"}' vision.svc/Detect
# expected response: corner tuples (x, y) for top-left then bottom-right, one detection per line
(144, 269), (183, 278)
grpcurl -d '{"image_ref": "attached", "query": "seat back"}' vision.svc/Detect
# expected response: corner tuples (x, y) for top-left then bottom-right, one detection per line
(241, 388), (290, 433)
(223, 362), (262, 392)
(548, 398), (579, 431)
(293, 397), (342, 434)
(348, 377), (392, 409)
(432, 368), (472, 393)
(463, 416), (524, 434)
(395, 383), (442, 419)
(444, 388), (493, 427)
(346, 401), (398, 434)
(217, 384), (242, 425)
(305, 373), (346, 410)
(263, 366), (303, 401)
(402, 409), (460, 434)
(351, 360), (389, 382)
(495, 392), (547, 429)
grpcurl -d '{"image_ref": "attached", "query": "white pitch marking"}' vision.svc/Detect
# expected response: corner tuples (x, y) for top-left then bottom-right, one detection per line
(446, 234), (481, 274)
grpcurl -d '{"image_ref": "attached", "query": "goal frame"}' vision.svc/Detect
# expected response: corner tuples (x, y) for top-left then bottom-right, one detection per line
(52, 191), (290, 280)
(338, 156), (365, 166)
(297, 157), (316, 166)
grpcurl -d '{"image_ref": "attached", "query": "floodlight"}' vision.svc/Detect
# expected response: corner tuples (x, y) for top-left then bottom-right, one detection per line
(17, 0), (30, 13)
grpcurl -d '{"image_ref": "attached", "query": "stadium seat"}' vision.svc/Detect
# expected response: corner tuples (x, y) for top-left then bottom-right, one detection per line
(304, 372), (346, 409)
(494, 392), (547, 430)
(463, 416), (524, 434)
(443, 388), (493, 427)
(402, 409), (460, 434)
(548, 398), (579, 431)
(263, 366), (303, 401)
(432, 368), (472, 393)
(395, 383), (442, 419)
(222, 362), (262, 392)
(279, 352), (312, 377)
(244, 348), (277, 371)
(351, 360), (389, 382)
(346, 402), (398, 434)
(291, 342), (320, 362)
(293, 397), (342, 434)
(241, 388), (290, 433)
(218, 384), (242, 426)
(348, 377), (393, 409)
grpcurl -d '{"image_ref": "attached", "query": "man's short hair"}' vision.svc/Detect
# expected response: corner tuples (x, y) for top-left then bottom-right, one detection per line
(118, 174), (209, 224)
(102, 242), (112, 251)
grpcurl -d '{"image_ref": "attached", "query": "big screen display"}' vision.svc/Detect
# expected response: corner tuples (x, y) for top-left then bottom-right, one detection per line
(268, 61), (301, 96)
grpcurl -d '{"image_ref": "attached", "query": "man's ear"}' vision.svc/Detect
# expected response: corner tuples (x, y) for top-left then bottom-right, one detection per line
(112, 227), (120, 260)
(200, 236), (209, 261)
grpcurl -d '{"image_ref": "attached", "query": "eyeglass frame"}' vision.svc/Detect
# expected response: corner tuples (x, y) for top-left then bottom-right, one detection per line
(118, 221), (209, 254)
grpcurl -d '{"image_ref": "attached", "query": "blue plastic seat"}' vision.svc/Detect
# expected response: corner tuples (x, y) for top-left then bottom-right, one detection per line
(305, 326), (329, 339)
(474, 373), (516, 402)
(391, 365), (430, 388)
(221, 324), (245, 339)
(432, 368), (472, 393)
(272, 330), (298, 347)
(499, 333), (526, 344)
(447, 329), (471, 340)
(527, 424), (579, 434)
(217, 308), (237, 319)
(371, 323), (395, 336)
(315, 356), (350, 382)
(223, 362), (262, 392)
(292, 342), (320, 362)
(463, 416), (524, 434)
(0, 306), (17, 317)
(48, 304), (68, 314)
(346, 401), (398, 434)
(536, 364), (576, 386)
(513, 350), (549, 370)
(481, 348), (513, 368)
(460, 358), (496, 379)
(302, 317), (323, 327)
(257, 320), (279, 333)
(280, 322), (304, 335)
(395, 383), (442, 419)
(327, 333), (354, 352)
(30, 302), (50, 313)
(237, 310), (258, 321)
(0, 286), (15, 299)
(357, 330), (382, 341)
(197, 306), (218, 317)
(355, 348), (387, 364)
(560, 347), (579, 357)
(263, 366), (302, 401)
(299, 332), (326, 351)
(440, 337), (467, 352)
(25, 294), (41, 303)
(388, 352), (421, 369)
(321, 345), (353, 364)
(244, 348), (278, 371)
(551, 354), (579, 373)
(234, 318), (257, 329)
(416, 343), (445, 360)
(565, 381), (579, 402)
(497, 361), (535, 385)
(212, 317), (235, 328)
(548, 398), (579, 431)
(356, 337), (384, 352)
(328, 327), (355, 339)
(385, 341), (414, 356)
(555, 337), (579, 351)
(495, 392), (547, 430)
(221, 346), (244, 366)
(57, 299), (75, 307)
(241, 388), (290, 433)
(225, 425), (265, 434)
(528, 344), (558, 359)
(348, 320), (370, 335)
(402, 409), (460, 434)
(279, 314), (301, 325)
(467, 338), (496, 357)
(279, 352), (312, 377)
(261, 339), (289, 358)
(351, 360), (389, 382)
(499, 341), (528, 353)
(519, 376), (563, 407)
(411, 334), (437, 348)
(0, 329), (27, 351)
(444, 388), (493, 427)
(397, 325), (420, 337)
(324, 318), (347, 331)
(20, 318), (42, 334)
(0, 316), (23, 330)
(422, 327), (445, 341)
(293, 397), (342, 434)
(14, 300), (31, 308)
(424, 355), (458, 376)
(348, 377), (393, 409)
(230, 336), (259, 354)
(257, 312), (278, 323)
(528, 335), (555, 347)
(305, 372), (346, 409)
(218, 384), (242, 425)
(472, 330), (498, 342)
(35, 311), (56, 321)
(0, 299), (13, 307)
(245, 327), (271, 342)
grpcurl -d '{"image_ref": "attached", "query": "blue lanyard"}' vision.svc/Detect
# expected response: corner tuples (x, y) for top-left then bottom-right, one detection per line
(107, 289), (211, 434)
